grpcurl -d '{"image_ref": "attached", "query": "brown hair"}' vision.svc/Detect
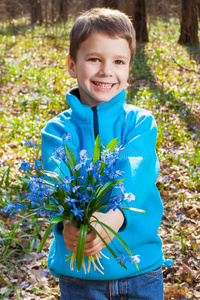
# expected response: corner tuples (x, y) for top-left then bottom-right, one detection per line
(69, 8), (136, 66)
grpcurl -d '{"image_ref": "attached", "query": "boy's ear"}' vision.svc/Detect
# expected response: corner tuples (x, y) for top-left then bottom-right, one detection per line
(68, 56), (77, 78)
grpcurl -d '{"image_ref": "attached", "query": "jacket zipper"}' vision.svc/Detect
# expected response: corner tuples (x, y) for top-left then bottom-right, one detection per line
(91, 106), (99, 139)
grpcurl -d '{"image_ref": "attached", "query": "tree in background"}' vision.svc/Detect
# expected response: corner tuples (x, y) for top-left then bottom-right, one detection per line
(134, 0), (148, 42)
(197, 0), (200, 19)
(126, 0), (148, 43)
(59, 0), (69, 21)
(103, 0), (118, 9)
(178, 0), (199, 45)
(5, 0), (16, 20)
(29, 0), (43, 25)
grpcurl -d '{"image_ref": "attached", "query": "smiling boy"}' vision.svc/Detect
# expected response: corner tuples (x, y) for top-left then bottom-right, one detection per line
(41, 8), (165, 300)
(68, 33), (131, 106)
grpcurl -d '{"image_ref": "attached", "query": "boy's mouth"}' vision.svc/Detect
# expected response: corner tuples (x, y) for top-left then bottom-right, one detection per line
(92, 81), (115, 89)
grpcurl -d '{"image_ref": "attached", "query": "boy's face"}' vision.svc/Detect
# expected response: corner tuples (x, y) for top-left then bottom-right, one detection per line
(68, 33), (131, 107)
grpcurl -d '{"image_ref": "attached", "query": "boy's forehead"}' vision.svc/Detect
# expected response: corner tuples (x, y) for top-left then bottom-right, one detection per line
(80, 32), (130, 49)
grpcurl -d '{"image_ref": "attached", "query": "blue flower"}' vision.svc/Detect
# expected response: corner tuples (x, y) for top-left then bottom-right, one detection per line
(62, 133), (71, 143)
(79, 191), (94, 206)
(52, 146), (67, 161)
(116, 254), (128, 264)
(86, 182), (95, 193)
(35, 159), (42, 169)
(57, 205), (64, 214)
(64, 196), (78, 207)
(70, 207), (85, 221)
(25, 176), (53, 207)
(114, 182), (125, 193)
(24, 141), (38, 148)
(37, 207), (54, 216)
(87, 161), (103, 183)
(79, 149), (90, 164)
(2, 161), (6, 167)
(72, 185), (81, 194)
(43, 269), (49, 276)
(108, 194), (123, 211)
(19, 160), (32, 171)
(55, 176), (75, 192)
(116, 254), (140, 265)
(1, 203), (23, 215)
(74, 150), (90, 171)
(129, 255), (140, 264)
(124, 193), (136, 202)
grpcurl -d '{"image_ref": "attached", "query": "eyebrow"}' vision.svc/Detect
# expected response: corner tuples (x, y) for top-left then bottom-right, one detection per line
(113, 55), (129, 61)
(84, 52), (101, 57)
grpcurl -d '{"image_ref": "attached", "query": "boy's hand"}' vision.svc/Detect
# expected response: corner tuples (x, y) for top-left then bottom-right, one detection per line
(63, 220), (80, 253)
(63, 210), (124, 256)
(83, 209), (125, 256)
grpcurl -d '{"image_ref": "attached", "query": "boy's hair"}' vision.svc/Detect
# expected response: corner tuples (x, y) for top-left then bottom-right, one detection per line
(69, 8), (136, 66)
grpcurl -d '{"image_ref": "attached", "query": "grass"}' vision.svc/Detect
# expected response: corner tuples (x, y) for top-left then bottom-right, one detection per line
(0, 16), (200, 299)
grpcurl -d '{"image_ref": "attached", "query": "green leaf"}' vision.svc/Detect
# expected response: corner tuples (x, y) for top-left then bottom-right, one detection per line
(120, 206), (146, 213)
(50, 215), (70, 224)
(96, 179), (124, 199)
(92, 135), (101, 163)
(76, 223), (88, 271)
(41, 147), (65, 176)
(42, 205), (58, 211)
(5, 164), (12, 188)
(105, 138), (118, 152)
(41, 170), (63, 182)
(32, 289), (50, 297)
(18, 176), (30, 185)
(64, 144), (77, 171)
(10, 212), (37, 238)
(37, 215), (69, 252)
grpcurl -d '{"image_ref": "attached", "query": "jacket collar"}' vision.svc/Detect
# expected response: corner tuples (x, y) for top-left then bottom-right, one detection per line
(66, 87), (126, 122)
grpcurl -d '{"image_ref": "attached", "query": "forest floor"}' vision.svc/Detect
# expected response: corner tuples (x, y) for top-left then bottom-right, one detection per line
(0, 18), (200, 300)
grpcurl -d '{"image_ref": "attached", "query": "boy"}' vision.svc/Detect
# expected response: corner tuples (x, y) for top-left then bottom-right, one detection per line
(42, 8), (164, 300)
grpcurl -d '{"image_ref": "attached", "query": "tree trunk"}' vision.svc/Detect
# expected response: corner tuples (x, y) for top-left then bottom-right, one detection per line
(29, 0), (43, 25)
(134, 0), (148, 42)
(103, 0), (118, 9)
(51, 0), (55, 23)
(178, 0), (199, 45)
(197, 0), (200, 18)
(125, 0), (133, 17)
(59, 0), (69, 21)
(6, 0), (16, 19)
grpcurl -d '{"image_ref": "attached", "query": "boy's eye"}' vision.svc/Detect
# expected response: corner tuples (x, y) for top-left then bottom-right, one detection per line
(88, 58), (100, 62)
(115, 60), (125, 65)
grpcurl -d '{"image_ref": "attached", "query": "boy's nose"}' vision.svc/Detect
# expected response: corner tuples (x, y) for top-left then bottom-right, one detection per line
(99, 62), (113, 77)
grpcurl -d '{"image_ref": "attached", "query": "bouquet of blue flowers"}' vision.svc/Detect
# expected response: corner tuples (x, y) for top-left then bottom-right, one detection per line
(3, 135), (145, 274)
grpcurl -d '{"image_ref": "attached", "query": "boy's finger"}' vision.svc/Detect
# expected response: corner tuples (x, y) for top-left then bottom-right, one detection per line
(64, 221), (79, 236)
(85, 229), (96, 242)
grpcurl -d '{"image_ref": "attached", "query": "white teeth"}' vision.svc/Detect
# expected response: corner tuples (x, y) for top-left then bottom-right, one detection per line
(93, 82), (113, 88)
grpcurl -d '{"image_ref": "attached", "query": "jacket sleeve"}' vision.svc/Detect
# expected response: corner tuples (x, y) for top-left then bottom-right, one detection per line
(114, 110), (160, 231)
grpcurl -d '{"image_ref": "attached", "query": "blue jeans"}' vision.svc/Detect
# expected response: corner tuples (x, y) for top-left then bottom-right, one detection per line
(59, 267), (164, 300)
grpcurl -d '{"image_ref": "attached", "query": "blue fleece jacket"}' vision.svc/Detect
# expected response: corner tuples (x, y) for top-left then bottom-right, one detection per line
(41, 87), (164, 280)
